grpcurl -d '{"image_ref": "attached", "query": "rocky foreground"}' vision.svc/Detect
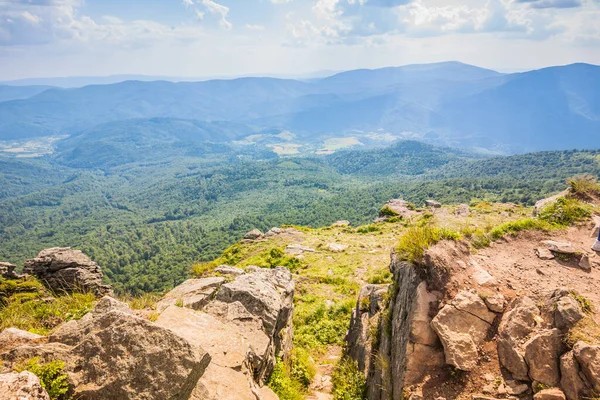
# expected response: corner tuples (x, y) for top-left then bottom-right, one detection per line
(0, 248), (293, 400)
(2, 188), (600, 400)
(346, 201), (600, 399)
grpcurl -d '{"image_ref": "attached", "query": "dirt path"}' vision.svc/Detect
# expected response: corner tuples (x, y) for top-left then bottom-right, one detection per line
(306, 346), (342, 400)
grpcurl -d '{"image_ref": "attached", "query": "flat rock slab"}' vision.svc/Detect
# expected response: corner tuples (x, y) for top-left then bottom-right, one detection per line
(157, 277), (225, 312)
(156, 305), (268, 370)
(536, 248), (555, 260)
(541, 240), (576, 254)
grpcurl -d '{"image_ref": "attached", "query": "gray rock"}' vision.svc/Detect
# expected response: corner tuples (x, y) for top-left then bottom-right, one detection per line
(541, 240), (577, 255)
(573, 341), (600, 393)
(554, 296), (585, 330)
(0, 328), (43, 353)
(536, 248), (555, 260)
(524, 329), (566, 387)
(264, 227), (282, 237)
(214, 265), (245, 277)
(534, 388), (566, 400)
(426, 200), (442, 208)
(431, 291), (495, 371)
(0, 371), (50, 400)
(484, 293), (506, 313)
(50, 297), (210, 400)
(327, 243), (349, 253)
(156, 277), (225, 312)
(560, 350), (591, 400)
(243, 229), (263, 240)
(0, 262), (21, 279)
(578, 255), (592, 272)
(23, 247), (111, 296)
(497, 297), (540, 381)
(285, 244), (315, 254)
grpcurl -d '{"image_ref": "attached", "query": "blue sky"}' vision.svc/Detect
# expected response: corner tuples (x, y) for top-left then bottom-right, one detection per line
(0, 0), (599, 79)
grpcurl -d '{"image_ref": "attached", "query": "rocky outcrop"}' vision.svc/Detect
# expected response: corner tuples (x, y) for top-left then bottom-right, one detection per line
(0, 262), (21, 279)
(2, 297), (211, 400)
(23, 247), (111, 296)
(244, 229), (264, 240)
(524, 329), (566, 387)
(425, 200), (442, 208)
(378, 199), (419, 221)
(155, 266), (294, 398)
(0, 371), (50, 400)
(431, 291), (495, 371)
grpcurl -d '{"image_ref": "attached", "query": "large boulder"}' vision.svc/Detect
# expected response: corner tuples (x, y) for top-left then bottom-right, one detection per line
(573, 342), (600, 393)
(45, 297), (211, 400)
(23, 248), (111, 296)
(497, 297), (540, 381)
(243, 229), (264, 240)
(0, 371), (50, 400)
(524, 329), (566, 387)
(156, 277), (225, 312)
(430, 291), (495, 371)
(380, 199), (418, 220)
(191, 364), (278, 400)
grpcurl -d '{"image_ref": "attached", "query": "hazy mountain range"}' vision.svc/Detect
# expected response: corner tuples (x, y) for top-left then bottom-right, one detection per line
(0, 61), (598, 155)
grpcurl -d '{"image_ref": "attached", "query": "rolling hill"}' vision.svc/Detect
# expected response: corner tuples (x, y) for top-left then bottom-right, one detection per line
(0, 62), (598, 153)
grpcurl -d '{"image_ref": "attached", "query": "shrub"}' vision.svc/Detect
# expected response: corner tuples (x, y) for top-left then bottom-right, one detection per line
(16, 357), (70, 400)
(395, 225), (461, 262)
(294, 299), (355, 350)
(290, 347), (316, 389)
(379, 205), (399, 217)
(357, 224), (381, 234)
(267, 358), (305, 400)
(538, 197), (593, 226)
(332, 357), (365, 400)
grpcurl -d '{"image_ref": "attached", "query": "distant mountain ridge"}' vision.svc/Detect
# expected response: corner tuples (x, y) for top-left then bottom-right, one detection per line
(0, 62), (598, 154)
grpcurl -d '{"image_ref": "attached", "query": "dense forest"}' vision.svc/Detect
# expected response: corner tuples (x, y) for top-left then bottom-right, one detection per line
(1, 141), (599, 294)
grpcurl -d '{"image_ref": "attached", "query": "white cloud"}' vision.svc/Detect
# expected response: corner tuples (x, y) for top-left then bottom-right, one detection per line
(245, 24), (265, 30)
(199, 0), (232, 30)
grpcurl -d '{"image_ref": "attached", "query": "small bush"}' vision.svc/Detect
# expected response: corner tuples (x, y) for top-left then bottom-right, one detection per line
(357, 224), (381, 234)
(395, 226), (461, 262)
(538, 197), (593, 226)
(567, 175), (600, 199)
(379, 205), (399, 217)
(16, 357), (70, 400)
(290, 347), (316, 389)
(294, 299), (355, 350)
(332, 357), (365, 400)
(267, 358), (305, 400)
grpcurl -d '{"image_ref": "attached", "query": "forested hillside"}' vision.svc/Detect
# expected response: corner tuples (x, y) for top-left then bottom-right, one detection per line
(1, 141), (599, 294)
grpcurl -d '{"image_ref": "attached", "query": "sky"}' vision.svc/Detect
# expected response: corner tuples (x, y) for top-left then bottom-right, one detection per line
(0, 0), (599, 79)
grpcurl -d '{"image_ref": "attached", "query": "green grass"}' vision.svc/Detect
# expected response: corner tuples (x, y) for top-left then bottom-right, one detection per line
(294, 299), (355, 351)
(395, 225), (461, 262)
(332, 357), (366, 400)
(488, 218), (553, 241)
(16, 357), (70, 400)
(538, 197), (593, 226)
(567, 174), (600, 199)
(379, 205), (400, 217)
(123, 292), (161, 310)
(0, 290), (96, 335)
(267, 358), (305, 400)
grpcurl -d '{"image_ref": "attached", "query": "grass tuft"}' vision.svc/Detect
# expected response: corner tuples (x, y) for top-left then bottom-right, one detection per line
(567, 174), (600, 199)
(538, 197), (593, 226)
(395, 225), (461, 262)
